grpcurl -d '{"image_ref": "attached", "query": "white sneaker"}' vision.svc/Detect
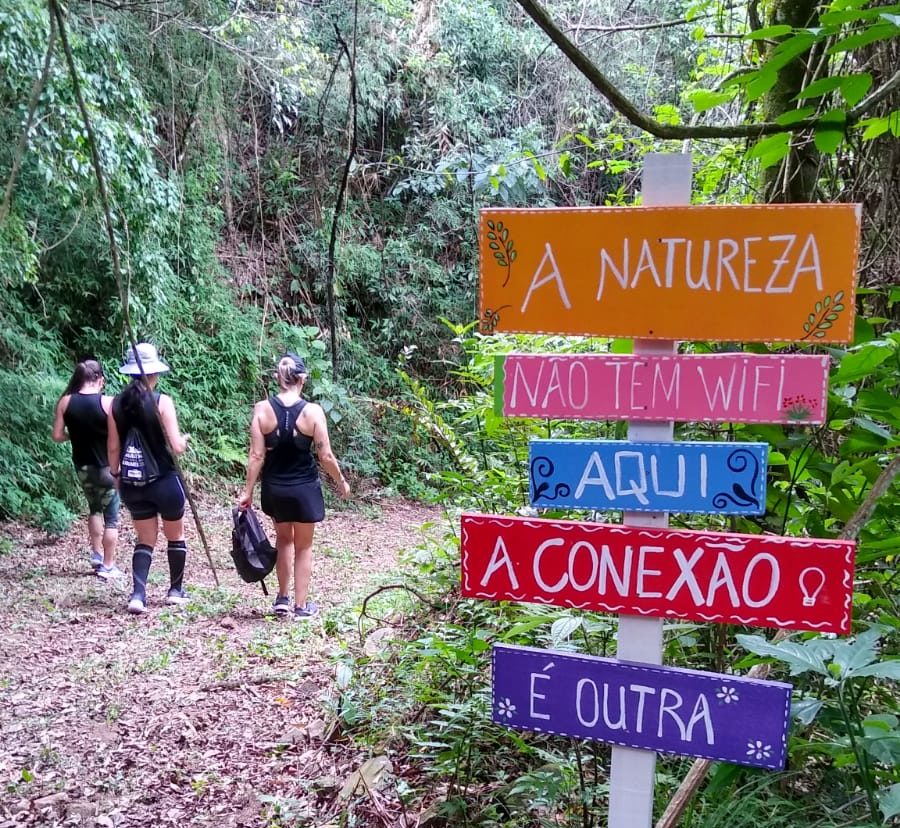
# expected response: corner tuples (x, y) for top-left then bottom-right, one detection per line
(127, 595), (147, 614)
(96, 564), (124, 580)
(166, 588), (189, 606)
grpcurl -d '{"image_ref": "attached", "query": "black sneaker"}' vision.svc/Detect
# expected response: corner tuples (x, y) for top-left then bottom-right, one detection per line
(273, 594), (291, 616)
(293, 602), (319, 621)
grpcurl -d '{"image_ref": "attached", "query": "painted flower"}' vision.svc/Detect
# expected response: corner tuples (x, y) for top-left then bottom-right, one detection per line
(497, 697), (517, 719)
(716, 686), (740, 704)
(746, 740), (772, 760)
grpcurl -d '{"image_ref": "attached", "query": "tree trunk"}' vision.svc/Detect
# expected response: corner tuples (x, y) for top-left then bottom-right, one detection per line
(761, 0), (821, 202)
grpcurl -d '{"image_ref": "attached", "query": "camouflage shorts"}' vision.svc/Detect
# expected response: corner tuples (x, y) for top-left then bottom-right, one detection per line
(76, 465), (120, 528)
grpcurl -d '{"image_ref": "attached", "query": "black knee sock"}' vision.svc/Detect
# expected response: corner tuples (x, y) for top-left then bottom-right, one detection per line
(167, 540), (187, 592)
(132, 544), (152, 601)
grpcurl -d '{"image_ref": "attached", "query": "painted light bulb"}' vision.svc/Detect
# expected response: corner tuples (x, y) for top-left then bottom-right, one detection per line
(799, 567), (826, 607)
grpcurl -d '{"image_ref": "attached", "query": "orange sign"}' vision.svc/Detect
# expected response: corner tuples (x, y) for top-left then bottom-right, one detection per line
(479, 204), (860, 343)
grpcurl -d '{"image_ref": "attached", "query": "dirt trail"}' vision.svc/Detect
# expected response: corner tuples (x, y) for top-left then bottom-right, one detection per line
(0, 496), (445, 827)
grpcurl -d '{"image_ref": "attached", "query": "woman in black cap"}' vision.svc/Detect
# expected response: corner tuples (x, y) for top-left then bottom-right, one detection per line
(52, 358), (122, 579)
(239, 353), (351, 620)
(107, 342), (190, 615)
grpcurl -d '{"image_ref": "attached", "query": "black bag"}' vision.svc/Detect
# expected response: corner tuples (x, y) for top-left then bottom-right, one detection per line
(120, 427), (160, 485)
(231, 507), (277, 592)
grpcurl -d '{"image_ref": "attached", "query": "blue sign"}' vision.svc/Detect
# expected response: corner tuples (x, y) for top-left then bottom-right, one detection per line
(529, 440), (768, 515)
(492, 644), (791, 770)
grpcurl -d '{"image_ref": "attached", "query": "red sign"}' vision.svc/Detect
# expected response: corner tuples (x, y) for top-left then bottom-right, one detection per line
(461, 514), (855, 634)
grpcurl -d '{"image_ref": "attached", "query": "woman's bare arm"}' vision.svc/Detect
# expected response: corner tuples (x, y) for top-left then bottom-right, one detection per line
(52, 396), (70, 442)
(158, 394), (189, 455)
(239, 402), (268, 508)
(307, 404), (351, 499)
(107, 407), (121, 477)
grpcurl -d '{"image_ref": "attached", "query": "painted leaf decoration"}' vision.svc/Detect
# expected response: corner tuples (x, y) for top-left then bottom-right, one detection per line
(501, 228), (509, 242)
(487, 220), (495, 231)
(489, 241), (500, 250)
(509, 250), (517, 262)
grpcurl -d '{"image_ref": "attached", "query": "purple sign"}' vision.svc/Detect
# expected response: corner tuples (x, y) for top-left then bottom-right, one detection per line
(491, 644), (791, 770)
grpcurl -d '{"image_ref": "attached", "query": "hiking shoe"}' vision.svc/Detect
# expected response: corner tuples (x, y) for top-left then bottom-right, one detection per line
(272, 594), (291, 616)
(96, 564), (124, 581)
(166, 588), (189, 606)
(293, 602), (319, 621)
(90, 551), (103, 571)
(127, 595), (147, 615)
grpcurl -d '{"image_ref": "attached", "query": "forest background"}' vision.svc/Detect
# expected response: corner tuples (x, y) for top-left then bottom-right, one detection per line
(1, 0), (899, 825)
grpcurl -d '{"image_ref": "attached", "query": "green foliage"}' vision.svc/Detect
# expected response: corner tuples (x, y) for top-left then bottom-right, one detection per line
(329, 310), (900, 824)
(0, 295), (77, 531)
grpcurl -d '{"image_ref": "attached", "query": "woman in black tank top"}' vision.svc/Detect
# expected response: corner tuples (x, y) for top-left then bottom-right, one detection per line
(107, 343), (191, 616)
(52, 359), (122, 579)
(239, 353), (351, 620)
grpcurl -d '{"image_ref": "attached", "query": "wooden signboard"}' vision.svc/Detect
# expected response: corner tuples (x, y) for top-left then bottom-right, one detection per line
(479, 204), (860, 343)
(492, 644), (791, 770)
(529, 439), (768, 515)
(496, 353), (829, 424)
(460, 513), (855, 634)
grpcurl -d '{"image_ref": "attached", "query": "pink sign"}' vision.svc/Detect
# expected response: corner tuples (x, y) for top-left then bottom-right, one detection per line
(461, 513), (855, 634)
(496, 353), (829, 424)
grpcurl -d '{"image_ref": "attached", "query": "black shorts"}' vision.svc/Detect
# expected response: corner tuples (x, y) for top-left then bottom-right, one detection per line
(120, 472), (186, 521)
(261, 478), (324, 524)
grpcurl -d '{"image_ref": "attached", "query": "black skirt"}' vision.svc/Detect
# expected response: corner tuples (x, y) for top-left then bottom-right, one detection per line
(261, 478), (325, 523)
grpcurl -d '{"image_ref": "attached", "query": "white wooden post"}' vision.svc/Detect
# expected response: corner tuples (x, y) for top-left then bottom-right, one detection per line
(607, 152), (693, 828)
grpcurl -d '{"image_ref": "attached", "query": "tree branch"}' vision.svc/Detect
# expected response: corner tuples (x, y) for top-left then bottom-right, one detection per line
(514, 0), (886, 141)
(0, 9), (57, 224)
(572, 13), (713, 34)
(656, 452), (900, 828)
(49, 0), (220, 588)
(326, 6), (358, 381)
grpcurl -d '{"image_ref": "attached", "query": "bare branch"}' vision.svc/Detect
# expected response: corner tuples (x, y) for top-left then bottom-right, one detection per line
(326, 4), (360, 381)
(657, 452), (900, 828)
(49, 0), (220, 588)
(572, 13), (713, 34)
(1, 10), (57, 224)
(514, 0), (888, 141)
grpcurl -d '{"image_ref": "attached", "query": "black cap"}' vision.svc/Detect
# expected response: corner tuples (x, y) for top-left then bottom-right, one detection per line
(282, 352), (307, 377)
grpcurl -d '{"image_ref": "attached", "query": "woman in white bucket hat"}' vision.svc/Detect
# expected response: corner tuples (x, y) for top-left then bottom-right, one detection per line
(107, 343), (190, 615)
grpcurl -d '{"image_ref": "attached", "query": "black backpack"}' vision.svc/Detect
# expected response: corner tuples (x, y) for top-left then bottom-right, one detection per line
(120, 427), (161, 485)
(231, 507), (277, 593)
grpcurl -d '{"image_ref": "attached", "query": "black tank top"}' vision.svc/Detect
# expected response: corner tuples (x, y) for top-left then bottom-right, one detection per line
(112, 388), (175, 477)
(262, 397), (317, 485)
(63, 393), (109, 467)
